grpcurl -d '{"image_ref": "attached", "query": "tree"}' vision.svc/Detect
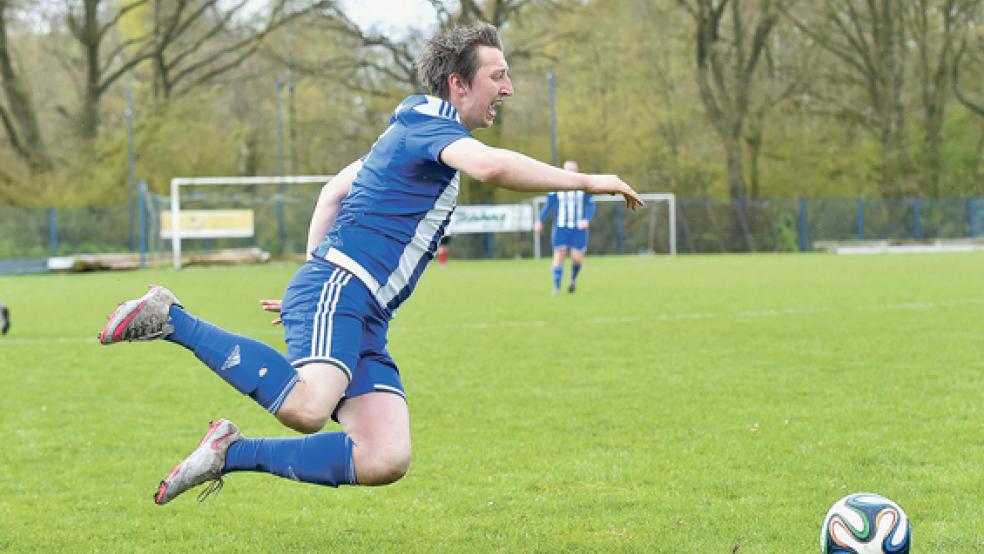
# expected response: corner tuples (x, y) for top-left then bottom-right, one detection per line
(0, 0), (52, 172)
(677, 0), (788, 249)
(785, 0), (915, 196)
(61, 0), (330, 139)
(952, 36), (984, 185)
(905, 0), (982, 195)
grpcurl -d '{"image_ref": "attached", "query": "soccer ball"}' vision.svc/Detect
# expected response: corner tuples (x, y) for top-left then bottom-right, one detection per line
(820, 493), (910, 553)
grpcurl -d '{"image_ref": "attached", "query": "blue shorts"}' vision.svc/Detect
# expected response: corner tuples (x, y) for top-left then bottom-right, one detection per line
(280, 259), (404, 412)
(552, 227), (589, 251)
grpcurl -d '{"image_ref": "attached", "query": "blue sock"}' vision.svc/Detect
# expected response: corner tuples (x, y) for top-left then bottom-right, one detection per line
(222, 433), (357, 487)
(552, 265), (563, 290)
(165, 306), (299, 414)
(571, 263), (582, 284)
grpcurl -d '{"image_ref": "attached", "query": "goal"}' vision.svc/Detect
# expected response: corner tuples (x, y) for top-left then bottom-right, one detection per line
(531, 193), (677, 258)
(167, 175), (332, 269)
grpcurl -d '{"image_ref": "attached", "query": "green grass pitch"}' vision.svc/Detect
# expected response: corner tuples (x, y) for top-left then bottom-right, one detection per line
(1, 252), (983, 552)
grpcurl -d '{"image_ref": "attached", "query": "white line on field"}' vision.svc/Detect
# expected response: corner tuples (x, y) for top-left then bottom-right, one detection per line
(0, 337), (100, 345)
(404, 297), (984, 331)
(1, 298), (980, 344)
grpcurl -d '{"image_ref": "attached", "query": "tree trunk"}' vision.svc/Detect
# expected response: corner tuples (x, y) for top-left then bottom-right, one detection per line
(744, 107), (764, 198)
(0, 1), (51, 172)
(79, 0), (101, 139)
(724, 133), (747, 200)
(725, 132), (753, 250)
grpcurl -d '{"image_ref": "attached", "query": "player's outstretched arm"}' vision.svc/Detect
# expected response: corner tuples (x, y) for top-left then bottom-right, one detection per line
(305, 160), (362, 260)
(440, 138), (644, 209)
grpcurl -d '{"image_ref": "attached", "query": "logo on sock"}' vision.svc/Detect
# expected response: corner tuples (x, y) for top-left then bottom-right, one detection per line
(221, 345), (241, 371)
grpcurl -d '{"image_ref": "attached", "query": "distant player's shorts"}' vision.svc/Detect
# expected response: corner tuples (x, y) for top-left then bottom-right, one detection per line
(439, 235), (452, 246)
(552, 227), (589, 251)
(280, 259), (404, 416)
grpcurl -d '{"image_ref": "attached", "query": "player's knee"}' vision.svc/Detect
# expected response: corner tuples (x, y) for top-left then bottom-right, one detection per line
(356, 445), (410, 485)
(277, 404), (331, 434)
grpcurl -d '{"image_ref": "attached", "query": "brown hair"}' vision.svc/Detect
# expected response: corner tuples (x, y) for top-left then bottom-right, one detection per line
(416, 22), (504, 99)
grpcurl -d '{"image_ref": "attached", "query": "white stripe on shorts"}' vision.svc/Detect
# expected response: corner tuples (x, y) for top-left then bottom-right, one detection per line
(374, 384), (406, 398)
(322, 272), (353, 359)
(310, 268), (342, 358)
(290, 356), (353, 382)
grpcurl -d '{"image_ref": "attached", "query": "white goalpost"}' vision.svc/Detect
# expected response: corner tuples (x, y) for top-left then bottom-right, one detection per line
(168, 175), (333, 269)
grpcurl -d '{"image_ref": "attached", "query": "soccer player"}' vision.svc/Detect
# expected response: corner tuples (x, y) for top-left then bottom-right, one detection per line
(1, 302), (9, 335)
(534, 160), (595, 294)
(97, 22), (642, 505)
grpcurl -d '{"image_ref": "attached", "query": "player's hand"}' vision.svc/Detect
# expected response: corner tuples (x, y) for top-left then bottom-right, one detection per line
(577, 219), (589, 230)
(585, 175), (644, 210)
(260, 299), (282, 325)
(534, 221), (543, 234)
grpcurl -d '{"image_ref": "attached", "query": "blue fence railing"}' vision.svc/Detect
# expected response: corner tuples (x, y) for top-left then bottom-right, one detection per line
(1, 196), (982, 265)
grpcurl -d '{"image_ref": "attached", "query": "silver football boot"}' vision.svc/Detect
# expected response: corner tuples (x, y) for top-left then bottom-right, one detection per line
(98, 285), (180, 344)
(155, 419), (242, 505)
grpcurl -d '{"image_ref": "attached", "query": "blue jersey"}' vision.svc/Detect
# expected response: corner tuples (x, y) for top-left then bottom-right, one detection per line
(312, 95), (471, 314)
(539, 191), (595, 229)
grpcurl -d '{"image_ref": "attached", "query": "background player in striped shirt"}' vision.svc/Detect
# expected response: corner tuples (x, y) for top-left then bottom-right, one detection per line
(97, 23), (642, 505)
(534, 160), (596, 294)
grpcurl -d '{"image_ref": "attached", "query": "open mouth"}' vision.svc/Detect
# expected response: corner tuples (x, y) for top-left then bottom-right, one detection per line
(487, 98), (503, 120)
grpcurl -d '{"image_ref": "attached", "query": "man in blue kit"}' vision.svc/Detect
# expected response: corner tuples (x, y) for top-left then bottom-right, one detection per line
(97, 22), (643, 505)
(534, 159), (595, 294)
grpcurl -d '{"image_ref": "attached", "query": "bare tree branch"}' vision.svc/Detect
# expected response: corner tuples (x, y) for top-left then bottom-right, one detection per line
(0, 101), (25, 159)
(953, 38), (984, 116)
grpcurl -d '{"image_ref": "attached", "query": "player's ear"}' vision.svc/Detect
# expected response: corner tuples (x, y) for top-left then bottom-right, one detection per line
(448, 72), (468, 96)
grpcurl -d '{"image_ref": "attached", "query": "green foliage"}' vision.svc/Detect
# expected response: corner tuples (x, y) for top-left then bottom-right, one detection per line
(2, 253), (984, 550)
(0, 1), (983, 207)
(939, 107), (984, 196)
(775, 212), (799, 252)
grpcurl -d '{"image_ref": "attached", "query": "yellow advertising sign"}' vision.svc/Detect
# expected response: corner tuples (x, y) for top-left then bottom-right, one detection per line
(160, 209), (255, 239)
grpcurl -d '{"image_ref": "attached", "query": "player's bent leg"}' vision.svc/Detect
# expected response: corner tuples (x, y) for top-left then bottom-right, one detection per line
(275, 362), (349, 434)
(221, 429), (357, 491)
(165, 305), (300, 414)
(98, 285), (302, 415)
(338, 392), (411, 486)
(217, 362), (367, 493)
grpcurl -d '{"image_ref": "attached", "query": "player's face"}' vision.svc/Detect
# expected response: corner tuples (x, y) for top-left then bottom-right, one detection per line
(459, 46), (513, 130)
